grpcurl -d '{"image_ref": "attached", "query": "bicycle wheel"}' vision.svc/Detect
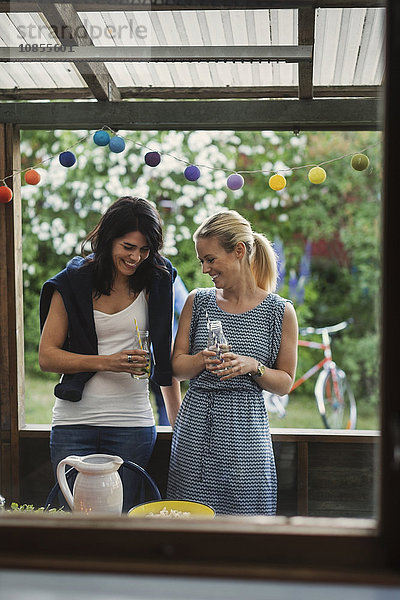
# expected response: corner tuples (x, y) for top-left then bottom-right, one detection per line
(315, 367), (357, 429)
(262, 391), (289, 418)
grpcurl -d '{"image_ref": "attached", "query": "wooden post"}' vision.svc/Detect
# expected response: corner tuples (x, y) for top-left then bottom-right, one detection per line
(0, 123), (22, 504)
(381, 0), (400, 569)
(297, 441), (309, 515)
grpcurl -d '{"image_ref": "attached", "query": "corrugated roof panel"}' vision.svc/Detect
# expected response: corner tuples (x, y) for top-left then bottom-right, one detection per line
(254, 9), (270, 45)
(271, 9), (297, 86)
(99, 12), (132, 46)
(353, 8), (385, 85)
(106, 62), (134, 87)
(226, 10), (249, 45)
(258, 61), (276, 88)
(204, 10), (224, 46)
(0, 13), (16, 45)
(314, 7), (385, 87)
(276, 8), (297, 44)
(178, 11), (202, 46)
(1, 12), (50, 45)
(0, 7), (385, 93)
(192, 62), (213, 87)
(44, 62), (87, 88)
(0, 12), (86, 89)
(13, 61), (57, 87)
(315, 8), (342, 86)
(332, 8), (366, 86)
(78, 11), (114, 46)
(2, 61), (37, 87)
(0, 63), (17, 87)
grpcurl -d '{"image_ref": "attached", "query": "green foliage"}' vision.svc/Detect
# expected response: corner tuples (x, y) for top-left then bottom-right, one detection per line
(20, 127), (382, 414)
(9, 502), (63, 512)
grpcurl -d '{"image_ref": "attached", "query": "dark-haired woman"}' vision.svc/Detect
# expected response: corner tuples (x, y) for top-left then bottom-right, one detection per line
(39, 196), (181, 511)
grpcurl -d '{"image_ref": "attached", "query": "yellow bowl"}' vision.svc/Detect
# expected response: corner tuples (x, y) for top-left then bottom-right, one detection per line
(128, 499), (215, 519)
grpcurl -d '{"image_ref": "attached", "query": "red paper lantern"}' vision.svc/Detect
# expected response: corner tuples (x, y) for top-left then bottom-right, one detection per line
(0, 185), (13, 203)
(24, 169), (41, 185)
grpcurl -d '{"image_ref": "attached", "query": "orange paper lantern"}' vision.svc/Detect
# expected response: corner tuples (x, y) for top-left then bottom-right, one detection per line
(0, 185), (13, 203)
(24, 169), (41, 185)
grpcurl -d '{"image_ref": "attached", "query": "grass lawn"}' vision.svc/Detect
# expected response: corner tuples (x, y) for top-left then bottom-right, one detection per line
(24, 374), (58, 424)
(24, 374), (380, 430)
(267, 390), (379, 430)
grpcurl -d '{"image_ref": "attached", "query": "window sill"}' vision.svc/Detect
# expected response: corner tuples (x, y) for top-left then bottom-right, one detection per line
(18, 424), (381, 442)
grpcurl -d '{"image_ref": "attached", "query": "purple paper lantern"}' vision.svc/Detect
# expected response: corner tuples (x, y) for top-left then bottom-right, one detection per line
(145, 151), (161, 167)
(184, 165), (201, 182)
(109, 136), (126, 153)
(227, 173), (244, 190)
(59, 151), (76, 167)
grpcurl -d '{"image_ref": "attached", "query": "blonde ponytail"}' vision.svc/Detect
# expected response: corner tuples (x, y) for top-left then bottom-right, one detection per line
(251, 232), (277, 293)
(194, 209), (278, 293)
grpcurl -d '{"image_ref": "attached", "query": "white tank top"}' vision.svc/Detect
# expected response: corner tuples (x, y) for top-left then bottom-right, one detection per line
(52, 290), (155, 427)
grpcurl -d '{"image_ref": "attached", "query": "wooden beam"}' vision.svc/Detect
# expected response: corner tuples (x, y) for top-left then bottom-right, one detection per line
(2, 45), (313, 63)
(0, 98), (383, 130)
(0, 1), (388, 12)
(0, 124), (22, 505)
(0, 513), (384, 580)
(0, 85), (383, 101)
(298, 6), (315, 99)
(37, 2), (120, 101)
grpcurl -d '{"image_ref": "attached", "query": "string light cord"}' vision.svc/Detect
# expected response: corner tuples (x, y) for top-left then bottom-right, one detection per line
(1, 131), (93, 185)
(0, 126), (377, 190)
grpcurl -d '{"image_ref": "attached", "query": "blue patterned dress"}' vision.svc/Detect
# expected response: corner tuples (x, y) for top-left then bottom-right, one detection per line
(167, 288), (288, 516)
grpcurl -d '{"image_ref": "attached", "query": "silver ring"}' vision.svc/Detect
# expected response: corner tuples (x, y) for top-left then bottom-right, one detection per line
(127, 354), (133, 363)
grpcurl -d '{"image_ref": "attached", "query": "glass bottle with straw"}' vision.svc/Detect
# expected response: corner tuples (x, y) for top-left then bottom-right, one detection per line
(131, 318), (150, 379)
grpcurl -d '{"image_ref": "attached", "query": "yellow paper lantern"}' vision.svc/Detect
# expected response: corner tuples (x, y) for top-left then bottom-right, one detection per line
(308, 166), (327, 185)
(269, 173), (286, 191)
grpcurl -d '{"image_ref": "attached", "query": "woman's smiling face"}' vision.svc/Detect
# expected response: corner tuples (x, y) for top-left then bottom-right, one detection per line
(112, 231), (150, 278)
(196, 236), (238, 289)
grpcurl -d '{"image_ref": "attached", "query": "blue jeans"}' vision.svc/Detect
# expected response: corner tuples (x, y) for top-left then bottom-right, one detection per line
(50, 425), (157, 512)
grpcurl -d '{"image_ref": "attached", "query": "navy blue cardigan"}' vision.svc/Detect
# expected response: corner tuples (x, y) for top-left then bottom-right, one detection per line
(39, 255), (177, 402)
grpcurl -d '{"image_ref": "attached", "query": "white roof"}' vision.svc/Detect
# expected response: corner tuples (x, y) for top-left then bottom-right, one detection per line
(0, 6), (385, 98)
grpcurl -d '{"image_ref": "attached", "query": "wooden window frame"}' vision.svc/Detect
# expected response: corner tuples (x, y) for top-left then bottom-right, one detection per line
(0, 0), (399, 583)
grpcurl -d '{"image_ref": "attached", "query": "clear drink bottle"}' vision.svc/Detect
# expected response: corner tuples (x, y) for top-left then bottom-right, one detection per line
(207, 320), (231, 362)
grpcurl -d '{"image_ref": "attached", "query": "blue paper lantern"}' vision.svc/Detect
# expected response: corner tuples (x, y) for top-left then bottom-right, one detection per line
(227, 173), (244, 190)
(59, 151), (76, 167)
(109, 136), (126, 153)
(184, 165), (200, 182)
(145, 151), (161, 167)
(93, 130), (110, 146)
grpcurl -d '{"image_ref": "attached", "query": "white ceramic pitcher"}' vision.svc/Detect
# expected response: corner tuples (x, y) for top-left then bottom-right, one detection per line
(57, 454), (124, 514)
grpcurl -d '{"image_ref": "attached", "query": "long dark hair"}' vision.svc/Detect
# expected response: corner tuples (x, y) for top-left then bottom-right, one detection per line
(81, 196), (165, 297)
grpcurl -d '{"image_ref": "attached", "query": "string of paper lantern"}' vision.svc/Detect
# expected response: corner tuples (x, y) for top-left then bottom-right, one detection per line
(0, 125), (374, 203)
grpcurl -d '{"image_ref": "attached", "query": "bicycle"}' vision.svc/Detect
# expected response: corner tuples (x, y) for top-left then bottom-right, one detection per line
(263, 320), (357, 429)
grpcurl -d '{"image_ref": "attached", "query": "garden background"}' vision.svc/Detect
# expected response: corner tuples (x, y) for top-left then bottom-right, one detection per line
(20, 128), (381, 428)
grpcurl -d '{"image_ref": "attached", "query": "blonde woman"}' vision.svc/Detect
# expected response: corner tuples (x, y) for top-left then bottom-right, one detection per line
(167, 210), (298, 516)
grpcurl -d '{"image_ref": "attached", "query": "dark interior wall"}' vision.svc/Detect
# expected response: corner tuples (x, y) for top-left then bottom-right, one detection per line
(308, 442), (378, 518)
(18, 432), (377, 518)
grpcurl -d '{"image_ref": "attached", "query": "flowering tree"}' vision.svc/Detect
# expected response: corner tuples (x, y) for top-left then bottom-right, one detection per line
(20, 128), (381, 404)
